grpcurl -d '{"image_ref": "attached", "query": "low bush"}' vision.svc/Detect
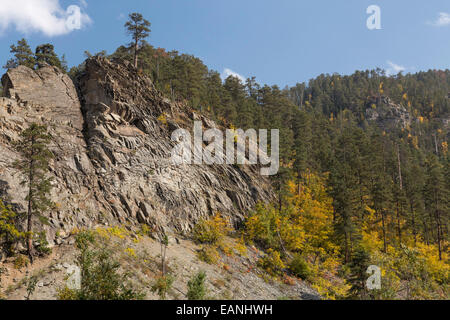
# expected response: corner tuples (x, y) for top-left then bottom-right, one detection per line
(257, 249), (285, 277)
(197, 245), (220, 265)
(57, 231), (143, 300)
(14, 255), (29, 270)
(187, 271), (207, 300)
(193, 213), (230, 245)
(151, 274), (175, 300)
(35, 231), (52, 256)
(0, 199), (25, 255)
(289, 254), (311, 280)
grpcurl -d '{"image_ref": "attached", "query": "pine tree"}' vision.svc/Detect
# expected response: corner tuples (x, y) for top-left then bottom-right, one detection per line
(35, 44), (63, 69)
(125, 13), (151, 68)
(392, 144), (408, 245)
(328, 126), (362, 262)
(60, 54), (68, 73)
(348, 247), (371, 299)
(3, 38), (35, 69)
(292, 110), (312, 188)
(403, 151), (425, 245)
(14, 123), (54, 263)
(424, 155), (448, 260)
(349, 248), (370, 299)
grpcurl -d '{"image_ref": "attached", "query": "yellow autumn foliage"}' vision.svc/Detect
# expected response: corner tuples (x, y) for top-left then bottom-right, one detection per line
(286, 173), (336, 256)
(157, 113), (168, 126)
(245, 171), (448, 300)
(245, 172), (348, 298)
(193, 213), (231, 245)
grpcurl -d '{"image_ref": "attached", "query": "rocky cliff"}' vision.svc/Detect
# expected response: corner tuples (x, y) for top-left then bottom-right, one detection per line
(365, 96), (412, 129)
(0, 57), (273, 245)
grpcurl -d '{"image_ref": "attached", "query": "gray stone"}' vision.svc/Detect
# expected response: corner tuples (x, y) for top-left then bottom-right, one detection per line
(0, 57), (273, 242)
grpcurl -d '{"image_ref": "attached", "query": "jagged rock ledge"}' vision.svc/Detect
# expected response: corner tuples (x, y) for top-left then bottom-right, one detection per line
(0, 58), (273, 246)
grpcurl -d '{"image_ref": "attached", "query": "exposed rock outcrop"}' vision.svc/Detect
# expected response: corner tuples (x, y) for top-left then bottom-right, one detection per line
(1, 65), (99, 244)
(0, 58), (273, 245)
(365, 96), (412, 129)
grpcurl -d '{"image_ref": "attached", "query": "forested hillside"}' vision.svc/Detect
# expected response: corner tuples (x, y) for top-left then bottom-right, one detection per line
(103, 42), (449, 299)
(2, 30), (449, 299)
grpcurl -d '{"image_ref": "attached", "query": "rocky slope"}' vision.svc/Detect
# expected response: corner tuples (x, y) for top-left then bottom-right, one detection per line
(1, 231), (321, 300)
(0, 57), (273, 247)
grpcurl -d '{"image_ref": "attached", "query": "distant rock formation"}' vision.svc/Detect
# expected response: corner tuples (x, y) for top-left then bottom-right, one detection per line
(365, 96), (412, 129)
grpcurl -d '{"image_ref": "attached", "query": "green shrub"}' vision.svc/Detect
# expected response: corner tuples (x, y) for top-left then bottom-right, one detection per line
(289, 254), (311, 280)
(244, 204), (280, 249)
(187, 271), (207, 300)
(257, 249), (285, 276)
(14, 255), (29, 270)
(58, 233), (143, 300)
(35, 231), (52, 256)
(197, 245), (220, 265)
(139, 224), (152, 237)
(56, 286), (78, 300)
(151, 274), (175, 300)
(75, 230), (96, 250)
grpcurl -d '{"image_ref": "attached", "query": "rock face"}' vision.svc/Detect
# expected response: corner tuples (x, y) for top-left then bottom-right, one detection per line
(1, 65), (98, 244)
(0, 58), (273, 244)
(365, 96), (412, 129)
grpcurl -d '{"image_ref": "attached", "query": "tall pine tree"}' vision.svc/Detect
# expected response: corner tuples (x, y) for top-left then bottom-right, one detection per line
(125, 13), (151, 68)
(14, 124), (54, 263)
(3, 38), (35, 70)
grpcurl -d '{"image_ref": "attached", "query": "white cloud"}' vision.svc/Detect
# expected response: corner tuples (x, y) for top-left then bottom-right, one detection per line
(0, 0), (92, 37)
(386, 60), (406, 76)
(429, 12), (450, 27)
(221, 68), (246, 83)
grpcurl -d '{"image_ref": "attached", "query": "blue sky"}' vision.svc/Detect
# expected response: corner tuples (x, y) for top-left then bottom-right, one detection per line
(1, 0), (450, 86)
